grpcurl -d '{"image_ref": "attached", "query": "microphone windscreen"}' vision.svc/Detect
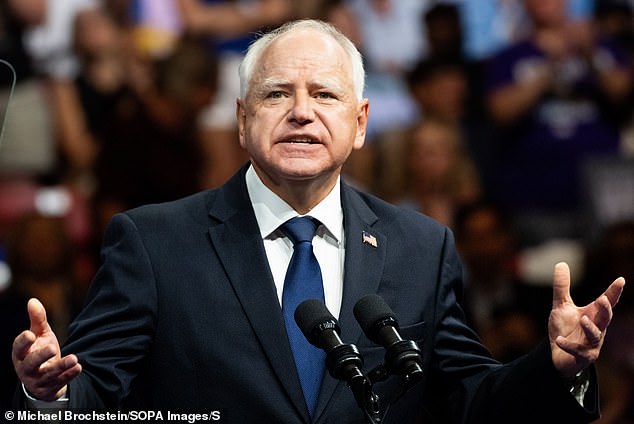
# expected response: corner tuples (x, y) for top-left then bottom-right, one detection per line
(353, 294), (396, 336)
(294, 299), (336, 343)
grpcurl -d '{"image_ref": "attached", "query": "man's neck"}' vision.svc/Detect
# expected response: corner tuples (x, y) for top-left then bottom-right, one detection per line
(250, 165), (340, 214)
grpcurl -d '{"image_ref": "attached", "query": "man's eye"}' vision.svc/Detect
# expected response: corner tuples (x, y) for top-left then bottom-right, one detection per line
(268, 91), (284, 99)
(316, 92), (335, 99)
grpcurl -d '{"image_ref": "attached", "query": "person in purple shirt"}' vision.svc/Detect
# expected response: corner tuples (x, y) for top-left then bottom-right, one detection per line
(484, 0), (632, 243)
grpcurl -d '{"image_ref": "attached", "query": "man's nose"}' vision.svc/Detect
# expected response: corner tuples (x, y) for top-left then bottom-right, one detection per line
(289, 93), (315, 124)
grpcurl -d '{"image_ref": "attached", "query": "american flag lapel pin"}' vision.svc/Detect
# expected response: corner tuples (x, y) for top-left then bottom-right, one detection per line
(362, 231), (378, 248)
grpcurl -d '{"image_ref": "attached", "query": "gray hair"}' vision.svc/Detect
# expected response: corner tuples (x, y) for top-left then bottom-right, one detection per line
(238, 19), (365, 101)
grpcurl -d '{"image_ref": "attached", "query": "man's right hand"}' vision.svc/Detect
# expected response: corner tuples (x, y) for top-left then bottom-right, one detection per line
(12, 298), (82, 401)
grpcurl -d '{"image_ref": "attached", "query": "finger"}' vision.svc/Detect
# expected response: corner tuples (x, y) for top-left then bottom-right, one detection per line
(29, 358), (81, 402)
(20, 344), (58, 377)
(602, 277), (625, 307)
(40, 354), (79, 377)
(54, 363), (82, 389)
(12, 330), (37, 362)
(44, 358), (82, 387)
(27, 298), (52, 336)
(555, 336), (598, 364)
(591, 295), (614, 332)
(37, 360), (80, 391)
(555, 336), (584, 359)
(580, 315), (602, 347)
(552, 262), (573, 308)
(22, 355), (75, 392)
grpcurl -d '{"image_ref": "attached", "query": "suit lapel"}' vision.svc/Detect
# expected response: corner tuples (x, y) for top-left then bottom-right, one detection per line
(206, 167), (310, 422)
(314, 182), (387, 420)
(338, 184), (386, 346)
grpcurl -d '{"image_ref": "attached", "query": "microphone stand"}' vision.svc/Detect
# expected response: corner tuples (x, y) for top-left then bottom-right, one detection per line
(325, 344), (382, 423)
(349, 374), (381, 424)
(326, 341), (422, 424)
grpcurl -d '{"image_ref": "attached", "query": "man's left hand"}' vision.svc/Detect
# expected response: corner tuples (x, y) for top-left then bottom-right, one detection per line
(548, 262), (625, 378)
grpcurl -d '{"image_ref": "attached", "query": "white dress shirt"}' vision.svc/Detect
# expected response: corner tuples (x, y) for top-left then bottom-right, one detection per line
(245, 165), (345, 318)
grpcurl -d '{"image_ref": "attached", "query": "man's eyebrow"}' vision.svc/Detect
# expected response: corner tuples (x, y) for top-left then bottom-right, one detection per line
(310, 79), (345, 93)
(258, 78), (291, 91)
(255, 77), (348, 96)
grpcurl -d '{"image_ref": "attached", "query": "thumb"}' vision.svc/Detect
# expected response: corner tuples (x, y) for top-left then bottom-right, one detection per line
(27, 298), (52, 336)
(552, 262), (573, 308)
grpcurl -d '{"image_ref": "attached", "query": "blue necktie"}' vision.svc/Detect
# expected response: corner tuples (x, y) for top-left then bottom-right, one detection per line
(281, 216), (326, 416)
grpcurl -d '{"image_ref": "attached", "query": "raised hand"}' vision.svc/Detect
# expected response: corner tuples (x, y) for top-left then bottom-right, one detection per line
(548, 262), (626, 378)
(12, 298), (82, 401)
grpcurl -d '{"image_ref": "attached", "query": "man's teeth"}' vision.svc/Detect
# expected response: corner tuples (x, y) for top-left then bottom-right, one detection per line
(288, 138), (314, 144)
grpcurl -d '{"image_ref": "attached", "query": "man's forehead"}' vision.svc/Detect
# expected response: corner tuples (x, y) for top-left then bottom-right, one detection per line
(256, 32), (351, 78)
(265, 28), (347, 62)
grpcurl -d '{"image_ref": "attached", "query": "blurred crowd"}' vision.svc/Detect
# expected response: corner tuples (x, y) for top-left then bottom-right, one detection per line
(1, 0), (633, 422)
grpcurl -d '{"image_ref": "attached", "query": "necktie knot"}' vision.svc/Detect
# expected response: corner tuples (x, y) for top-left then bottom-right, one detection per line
(281, 216), (319, 245)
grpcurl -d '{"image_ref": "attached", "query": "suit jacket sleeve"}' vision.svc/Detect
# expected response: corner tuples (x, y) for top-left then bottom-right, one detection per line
(63, 212), (158, 409)
(422, 224), (599, 424)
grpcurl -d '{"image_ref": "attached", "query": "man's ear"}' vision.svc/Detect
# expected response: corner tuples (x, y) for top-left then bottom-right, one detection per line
(236, 98), (247, 148)
(353, 99), (370, 150)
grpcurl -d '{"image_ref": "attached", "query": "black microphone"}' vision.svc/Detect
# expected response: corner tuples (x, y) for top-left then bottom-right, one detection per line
(295, 299), (375, 410)
(294, 299), (365, 384)
(353, 294), (423, 386)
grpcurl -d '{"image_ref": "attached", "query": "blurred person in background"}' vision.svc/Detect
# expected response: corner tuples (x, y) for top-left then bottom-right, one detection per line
(52, 5), (136, 187)
(0, 0), (56, 179)
(484, 0), (633, 247)
(345, 0), (425, 138)
(372, 58), (470, 203)
(419, 2), (488, 122)
(393, 54), (491, 209)
(92, 36), (218, 239)
(593, 0), (634, 157)
(454, 201), (552, 362)
(14, 0), (103, 181)
(52, 4), (211, 261)
(395, 118), (481, 228)
(406, 57), (468, 128)
(419, 3), (499, 191)
(422, 2), (465, 61)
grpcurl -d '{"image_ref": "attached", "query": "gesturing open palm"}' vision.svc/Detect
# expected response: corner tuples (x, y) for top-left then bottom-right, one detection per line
(548, 262), (626, 378)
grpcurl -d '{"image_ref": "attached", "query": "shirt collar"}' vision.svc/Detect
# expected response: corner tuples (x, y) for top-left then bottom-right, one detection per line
(245, 164), (343, 243)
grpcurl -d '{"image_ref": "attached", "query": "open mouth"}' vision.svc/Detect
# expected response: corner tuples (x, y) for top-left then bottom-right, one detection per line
(281, 137), (320, 145)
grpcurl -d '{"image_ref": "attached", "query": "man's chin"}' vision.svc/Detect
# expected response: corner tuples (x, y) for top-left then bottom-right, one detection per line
(272, 160), (332, 181)
(252, 158), (340, 184)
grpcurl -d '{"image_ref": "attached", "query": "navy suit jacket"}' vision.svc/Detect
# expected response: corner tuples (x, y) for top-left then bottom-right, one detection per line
(60, 165), (599, 423)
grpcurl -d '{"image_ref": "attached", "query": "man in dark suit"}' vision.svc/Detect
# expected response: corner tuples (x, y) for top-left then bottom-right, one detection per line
(12, 19), (625, 423)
